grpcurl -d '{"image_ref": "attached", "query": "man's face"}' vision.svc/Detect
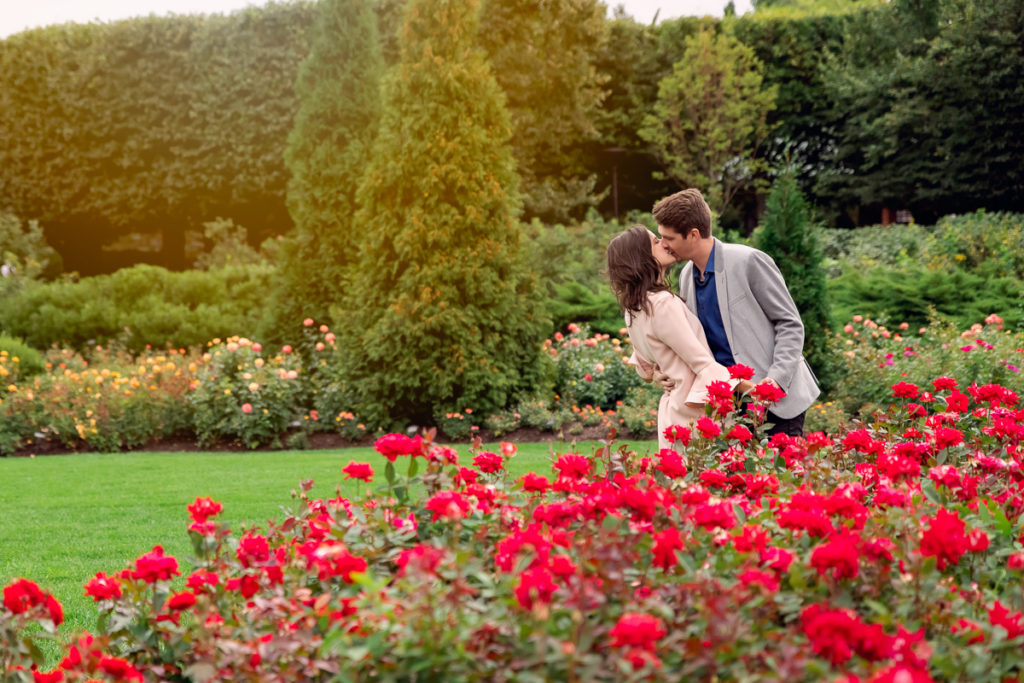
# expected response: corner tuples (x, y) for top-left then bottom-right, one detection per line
(656, 224), (698, 263)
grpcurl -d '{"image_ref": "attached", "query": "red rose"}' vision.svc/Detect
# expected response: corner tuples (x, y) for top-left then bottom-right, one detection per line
(891, 381), (921, 399)
(514, 566), (558, 609)
(751, 382), (786, 403)
(342, 461), (374, 482)
(552, 454), (592, 479)
(663, 425), (692, 445)
(726, 424), (753, 444)
(84, 572), (122, 602)
(236, 533), (271, 568)
(654, 448), (687, 479)
(396, 544), (446, 577)
(695, 417), (721, 439)
(3, 578), (45, 614)
(608, 613), (666, 650)
(920, 508), (968, 570)
(519, 472), (550, 492)
(167, 591), (197, 611)
(374, 433), (424, 461)
(187, 496), (223, 523)
(98, 656), (143, 682)
(131, 546), (180, 584)
(728, 364), (755, 380)
(472, 451), (505, 474)
(651, 527), (685, 570)
(425, 490), (471, 521)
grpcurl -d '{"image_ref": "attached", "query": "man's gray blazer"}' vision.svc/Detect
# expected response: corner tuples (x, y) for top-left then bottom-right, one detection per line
(678, 238), (820, 419)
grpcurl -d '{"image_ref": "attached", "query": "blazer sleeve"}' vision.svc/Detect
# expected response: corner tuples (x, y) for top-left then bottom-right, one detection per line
(746, 250), (806, 388)
(649, 294), (732, 405)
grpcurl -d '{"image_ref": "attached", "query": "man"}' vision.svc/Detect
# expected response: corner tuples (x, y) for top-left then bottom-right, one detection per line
(652, 188), (819, 436)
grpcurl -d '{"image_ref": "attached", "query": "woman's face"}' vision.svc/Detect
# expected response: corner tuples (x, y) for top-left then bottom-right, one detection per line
(648, 230), (676, 269)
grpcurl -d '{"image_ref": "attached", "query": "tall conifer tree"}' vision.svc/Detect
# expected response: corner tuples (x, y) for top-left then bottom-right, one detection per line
(264, 0), (383, 338)
(341, 0), (547, 428)
(756, 171), (834, 389)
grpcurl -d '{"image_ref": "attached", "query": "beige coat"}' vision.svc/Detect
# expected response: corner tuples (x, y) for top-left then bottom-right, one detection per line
(627, 290), (733, 450)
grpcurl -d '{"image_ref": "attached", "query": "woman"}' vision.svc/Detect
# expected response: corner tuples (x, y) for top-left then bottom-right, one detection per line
(607, 225), (750, 451)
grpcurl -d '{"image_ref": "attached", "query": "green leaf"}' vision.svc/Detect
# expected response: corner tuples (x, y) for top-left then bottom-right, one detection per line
(991, 504), (1013, 538)
(733, 503), (747, 525)
(678, 550), (697, 574)
(788, 565), (806, 591)
(385, 461), (396, 486)
(407, 457), (419, 480)
(864, 599), (890, 618)
(921, 480), (941, 505)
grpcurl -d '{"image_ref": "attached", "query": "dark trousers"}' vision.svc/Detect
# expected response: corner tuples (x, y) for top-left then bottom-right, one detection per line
(766, 410), (806, 437)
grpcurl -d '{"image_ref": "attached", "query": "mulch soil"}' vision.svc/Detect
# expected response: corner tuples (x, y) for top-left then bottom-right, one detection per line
(6, 424), (623, 458)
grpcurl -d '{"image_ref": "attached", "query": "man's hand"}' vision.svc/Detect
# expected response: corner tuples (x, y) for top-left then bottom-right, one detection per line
(757, 377), (781, 389)
(735, 379), (755, 394)
(654, 368), (676, 391)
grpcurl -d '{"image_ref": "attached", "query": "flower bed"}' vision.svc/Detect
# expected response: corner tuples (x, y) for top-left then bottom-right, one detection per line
(4, 376), (1024, 681)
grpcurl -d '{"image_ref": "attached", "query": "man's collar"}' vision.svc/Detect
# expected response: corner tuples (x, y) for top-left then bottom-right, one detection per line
(693, 241), (716, 278)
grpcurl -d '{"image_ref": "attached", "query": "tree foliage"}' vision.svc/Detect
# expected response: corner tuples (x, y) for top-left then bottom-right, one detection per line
(338, 0), (548, 428)
(262, 0), (384, 340)
(638, 26), (777, 217)
(478, 0), (609, 222)
(755, 172), (834, 388)
(817, 0), (1024, 223)
(0, 4), (316, 271)
(729, 12), (850, 198)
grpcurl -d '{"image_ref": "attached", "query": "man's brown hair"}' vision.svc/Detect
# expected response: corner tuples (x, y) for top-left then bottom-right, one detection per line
(652, 188), (712, 238)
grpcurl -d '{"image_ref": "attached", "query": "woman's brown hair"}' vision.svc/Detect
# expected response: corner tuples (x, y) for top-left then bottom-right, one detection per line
(606, 224), (670, 320)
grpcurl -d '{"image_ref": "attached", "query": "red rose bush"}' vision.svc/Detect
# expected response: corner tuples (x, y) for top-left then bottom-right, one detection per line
(4, 379), (1024, 681)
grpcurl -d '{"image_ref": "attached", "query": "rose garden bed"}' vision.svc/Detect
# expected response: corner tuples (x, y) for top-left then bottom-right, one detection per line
(4, 376), (1024, 682)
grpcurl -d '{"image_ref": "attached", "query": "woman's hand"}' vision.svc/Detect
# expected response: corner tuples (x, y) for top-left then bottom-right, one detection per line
(735, 379), (755, 394)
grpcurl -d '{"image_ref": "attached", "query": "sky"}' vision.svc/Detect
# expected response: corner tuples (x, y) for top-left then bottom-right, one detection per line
(0, 0), (753, 39)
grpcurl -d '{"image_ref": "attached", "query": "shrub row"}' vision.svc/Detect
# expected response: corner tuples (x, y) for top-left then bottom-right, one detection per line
(1, 315), (1021, 457)
(0, 264), (273, 352)
(0, 323), (652, 455)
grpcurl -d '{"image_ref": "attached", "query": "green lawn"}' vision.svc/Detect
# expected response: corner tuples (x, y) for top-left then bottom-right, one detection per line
(0, 439), (656, 645)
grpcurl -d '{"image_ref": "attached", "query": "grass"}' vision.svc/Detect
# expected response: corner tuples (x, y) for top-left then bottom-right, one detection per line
(0, 438), (656, 653)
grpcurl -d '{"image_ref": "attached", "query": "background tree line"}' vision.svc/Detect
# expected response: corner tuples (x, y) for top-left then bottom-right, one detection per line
(1, 0), (1020, 275)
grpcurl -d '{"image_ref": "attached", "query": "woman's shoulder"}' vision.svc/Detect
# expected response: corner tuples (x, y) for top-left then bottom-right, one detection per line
(648, 290), (680, 307)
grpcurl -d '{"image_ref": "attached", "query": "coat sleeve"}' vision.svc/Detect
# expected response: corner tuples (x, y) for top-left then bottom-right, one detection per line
(649, 294), (732, 405)
(628, 351), (655, 382)
(745, 250), (805, 388)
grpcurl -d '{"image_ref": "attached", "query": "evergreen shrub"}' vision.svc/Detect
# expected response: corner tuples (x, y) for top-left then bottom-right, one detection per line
(0, 263), (274, 351)
(262, 0), (384, 340)
(828, 267), (1022, 332)
(755, 171), (834, 389)
(338, 0), (548, 428)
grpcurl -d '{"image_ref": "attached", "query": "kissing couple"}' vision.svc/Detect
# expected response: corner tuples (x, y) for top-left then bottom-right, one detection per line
(606, 188), (820, 452)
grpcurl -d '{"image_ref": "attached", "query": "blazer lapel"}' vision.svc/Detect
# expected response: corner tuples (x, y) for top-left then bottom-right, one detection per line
(712, 238), (737, 346)
(678, 262), (697, 314)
